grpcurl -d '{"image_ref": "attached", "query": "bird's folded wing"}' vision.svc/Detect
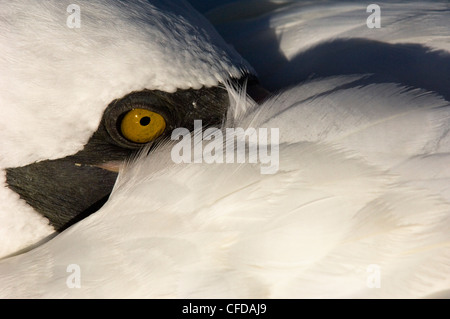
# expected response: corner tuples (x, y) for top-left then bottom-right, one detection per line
(1, 78), (449, 298)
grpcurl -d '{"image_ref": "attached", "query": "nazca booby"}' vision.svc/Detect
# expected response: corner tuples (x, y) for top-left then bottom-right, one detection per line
(0, 0), (253, 258)
(1, 76), (449, 298)
(0, 0), (449, 298)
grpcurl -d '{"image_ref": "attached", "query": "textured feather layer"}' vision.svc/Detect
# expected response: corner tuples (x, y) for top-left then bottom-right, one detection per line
(0, 0), (251, 168)
(213, 1), (450, 91)
(1, 78), (449, 298)
(0, 0), (252, 257)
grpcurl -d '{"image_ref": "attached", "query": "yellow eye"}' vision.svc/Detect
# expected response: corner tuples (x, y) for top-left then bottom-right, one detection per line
(120, 108), (166, 143)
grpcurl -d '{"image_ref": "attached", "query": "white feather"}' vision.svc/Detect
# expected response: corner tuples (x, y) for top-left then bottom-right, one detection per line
(0, 0), (251, 168)
(0, 0), (252, 257)
(1, 78), (449, 298)
(213, 1), (450, 90)
(1, 0), (449, 298)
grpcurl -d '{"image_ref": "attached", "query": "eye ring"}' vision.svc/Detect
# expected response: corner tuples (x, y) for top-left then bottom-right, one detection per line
(103, 91), (174, 149)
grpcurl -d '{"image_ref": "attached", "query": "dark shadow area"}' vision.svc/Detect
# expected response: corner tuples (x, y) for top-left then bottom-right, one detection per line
(212, 3), (450, 102)
(215, 13), (450, 101)
(188, 0), (242, 14)
(266, 39), (450, 102)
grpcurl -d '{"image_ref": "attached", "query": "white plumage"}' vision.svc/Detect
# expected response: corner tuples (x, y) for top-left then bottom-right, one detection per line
(1, 0), (449, 298)
(214, 1), (450, 91)
(1, 77), (449, 298)
(0, 0), (251, 257)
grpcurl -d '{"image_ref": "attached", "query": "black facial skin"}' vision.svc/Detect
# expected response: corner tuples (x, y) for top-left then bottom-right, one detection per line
(5, 84), (233, 231)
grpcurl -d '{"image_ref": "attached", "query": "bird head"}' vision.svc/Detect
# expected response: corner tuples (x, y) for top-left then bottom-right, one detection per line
(0, 0), (256, 250)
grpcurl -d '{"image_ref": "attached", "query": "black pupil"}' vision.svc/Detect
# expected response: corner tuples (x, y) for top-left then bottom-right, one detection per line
(140, 116), (151, 126)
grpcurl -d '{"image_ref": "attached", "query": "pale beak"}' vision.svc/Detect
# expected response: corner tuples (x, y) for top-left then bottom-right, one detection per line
(93, 161), (123, 173)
